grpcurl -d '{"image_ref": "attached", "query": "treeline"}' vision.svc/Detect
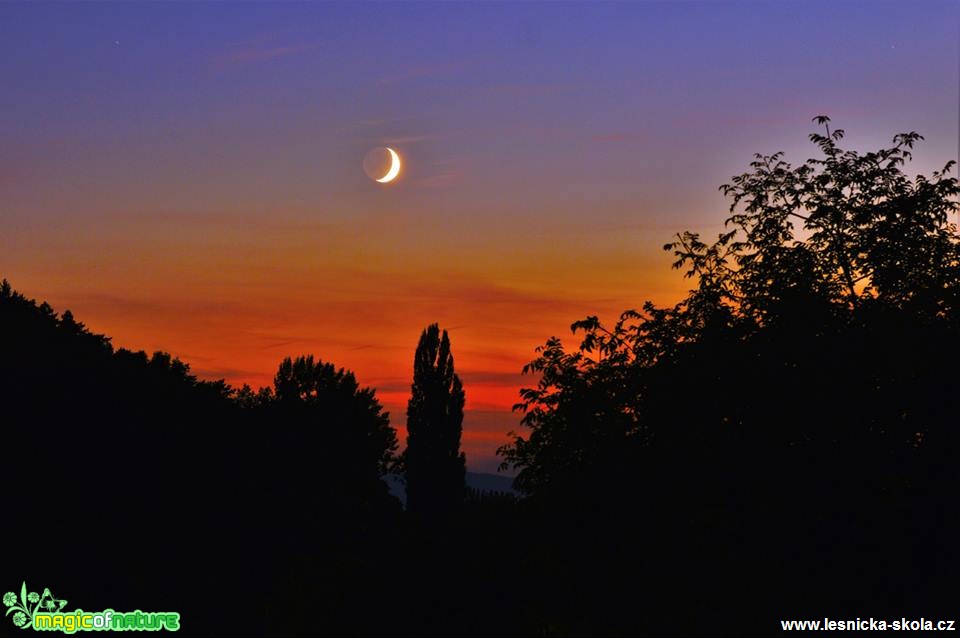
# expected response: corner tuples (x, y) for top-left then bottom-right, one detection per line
(0, 280), (497, 635)
(3, 118), (960, 635)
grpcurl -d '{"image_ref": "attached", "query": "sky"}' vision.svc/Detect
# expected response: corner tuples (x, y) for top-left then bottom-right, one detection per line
(2, 1), (958, 472)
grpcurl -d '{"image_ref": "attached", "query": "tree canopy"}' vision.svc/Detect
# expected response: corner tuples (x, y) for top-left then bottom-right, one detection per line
(499, 117), (960, 498)
(404, 323), (467, 516)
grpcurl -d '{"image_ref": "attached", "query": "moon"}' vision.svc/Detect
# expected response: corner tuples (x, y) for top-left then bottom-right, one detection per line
(378, 148), (401, 183)
(363, 147), (401, 184)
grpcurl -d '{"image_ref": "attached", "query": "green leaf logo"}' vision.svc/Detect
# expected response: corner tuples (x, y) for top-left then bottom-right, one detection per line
(3, 582), (59, 630)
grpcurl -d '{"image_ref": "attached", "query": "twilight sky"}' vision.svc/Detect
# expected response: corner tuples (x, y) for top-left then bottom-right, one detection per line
(2, 1), (957, 471)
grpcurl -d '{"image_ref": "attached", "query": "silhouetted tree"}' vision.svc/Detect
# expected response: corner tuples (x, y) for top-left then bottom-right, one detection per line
(0, 281), (504, 635)
(0, 279), (251, 634)
(244, 355), (401, 634)
(497, 119), (960, 630)
(500, 115), (960, 494)
(404, 323), (466, 515)
(268, 354), (398, 478)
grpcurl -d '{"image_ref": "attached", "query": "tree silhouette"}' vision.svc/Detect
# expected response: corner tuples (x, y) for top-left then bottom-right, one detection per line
(500, 116), (960, 495)
(266, 354), (398, 478)
(0, 280), (517, 635)
(241, 355), (402, 633)
(489, 118), (960, 631)
(404, 323), (466, 515)
(7, 116), (960, 635)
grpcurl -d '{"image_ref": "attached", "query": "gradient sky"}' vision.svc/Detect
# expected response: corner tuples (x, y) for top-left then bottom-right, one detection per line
(2, 1), (958, 472)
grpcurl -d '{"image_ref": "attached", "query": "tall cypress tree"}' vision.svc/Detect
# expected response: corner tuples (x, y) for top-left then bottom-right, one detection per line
(404, 323), (466, 515)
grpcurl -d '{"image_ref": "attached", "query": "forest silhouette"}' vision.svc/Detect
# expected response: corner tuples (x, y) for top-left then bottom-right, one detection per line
(2, 118), (959, 635)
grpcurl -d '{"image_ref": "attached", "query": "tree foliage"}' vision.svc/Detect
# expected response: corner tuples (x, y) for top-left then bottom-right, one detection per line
(0, 283), (402, 635)
(404, 323), (466, 515)
(269, 354), (398, 476)
(499, 117), (960, 496)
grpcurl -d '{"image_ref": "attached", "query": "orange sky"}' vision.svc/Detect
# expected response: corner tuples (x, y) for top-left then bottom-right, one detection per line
(3, 2), (956, 472)
(4, 205), (692, 472)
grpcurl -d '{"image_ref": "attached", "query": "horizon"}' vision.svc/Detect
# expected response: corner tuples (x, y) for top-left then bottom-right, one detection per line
(2, 1), (958, 473)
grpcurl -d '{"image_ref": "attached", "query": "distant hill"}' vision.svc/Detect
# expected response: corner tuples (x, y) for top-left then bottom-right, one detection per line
(384, 471), (518, 505)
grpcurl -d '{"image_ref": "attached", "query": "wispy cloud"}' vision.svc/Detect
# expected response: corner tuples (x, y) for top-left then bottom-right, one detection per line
(53, 293), (294, 340)
(458, 370), (529, 387)
(415, 170), (461, 188)
(484, 83), (579, 96)
(592, 132), (644, 143)
(349, 116), (419, 130)
(384, 134), (434, 145)
(370, 371), (527, 396)
(377, 59), (472, 85)
(102, 209), (340, 237)
(224, 43), (316, 64)
(210, 28), (319, 68)
(668, 106), (873, 131)
(0, 157), (19, 188)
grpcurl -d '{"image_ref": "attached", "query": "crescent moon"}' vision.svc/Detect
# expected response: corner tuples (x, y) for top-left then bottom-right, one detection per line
(377, 147), (401, 183)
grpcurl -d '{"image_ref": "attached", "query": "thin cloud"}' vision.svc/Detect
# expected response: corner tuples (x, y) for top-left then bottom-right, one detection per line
(458, 370), (530, 386)
(414, 170), (461, 188)
(225, 43), (316, 64)
(384, 134), (434, 145)
(377, 59), (472, 85)
(592, 132), (644, 143)
(210, 30), (319, 68)
(349, 116), (421, 130)
(669, 106), (873, 131)
(59, 293), (279, 327)
(484, 83), (579, 96)
(370, 371), (529, 395)
(101, 210), (341, 237)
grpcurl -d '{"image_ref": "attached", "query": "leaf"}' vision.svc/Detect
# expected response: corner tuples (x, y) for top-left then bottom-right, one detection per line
(20, 583), (26, 609)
